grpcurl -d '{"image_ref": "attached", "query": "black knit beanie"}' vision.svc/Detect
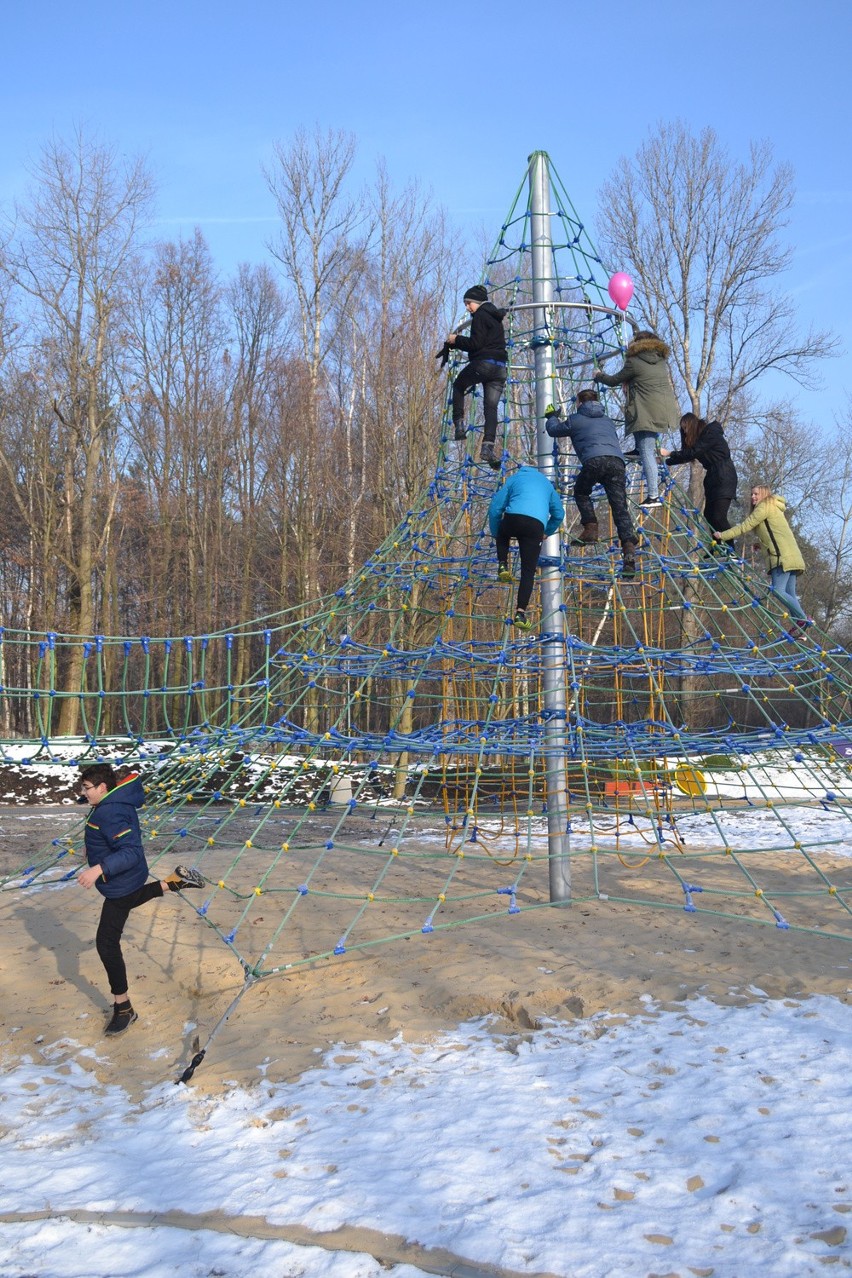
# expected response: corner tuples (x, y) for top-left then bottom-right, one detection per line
(463, 285), (488, 303)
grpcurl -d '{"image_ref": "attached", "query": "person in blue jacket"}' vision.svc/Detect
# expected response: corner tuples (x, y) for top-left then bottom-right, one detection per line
(546, 389), (639, 578)
(76, 763), (204, 1035)
(488, 466), (564, 630)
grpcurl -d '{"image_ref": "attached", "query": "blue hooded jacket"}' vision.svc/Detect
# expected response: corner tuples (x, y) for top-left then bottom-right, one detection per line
(488, 467), (564, 538)
(545, 401), (625, 462)
(84, 774), (149, 899)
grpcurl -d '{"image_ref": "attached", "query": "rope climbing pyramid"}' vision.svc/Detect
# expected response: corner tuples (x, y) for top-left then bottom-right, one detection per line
(4, 153), (852, 1070)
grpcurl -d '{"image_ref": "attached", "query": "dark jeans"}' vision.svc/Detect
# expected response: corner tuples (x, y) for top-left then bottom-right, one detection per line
(704, 493), (733, 533)
(452, 359), (507, 442)
(496, 512), (545, 612)
(574, 456), (635, 545)
(96, 881), (163, 995)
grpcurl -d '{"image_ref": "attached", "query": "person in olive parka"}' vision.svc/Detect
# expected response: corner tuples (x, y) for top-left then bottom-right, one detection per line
(445, 284), (508, 469)
(593, 330), (680, 508)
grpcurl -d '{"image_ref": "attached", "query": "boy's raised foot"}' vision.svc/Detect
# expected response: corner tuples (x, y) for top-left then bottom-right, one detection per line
(165, 865), (205, 893)
(513, 611), (533, 632)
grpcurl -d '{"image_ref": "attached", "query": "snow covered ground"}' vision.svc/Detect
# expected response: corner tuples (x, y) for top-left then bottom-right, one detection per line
(2, 994), (850, 1277)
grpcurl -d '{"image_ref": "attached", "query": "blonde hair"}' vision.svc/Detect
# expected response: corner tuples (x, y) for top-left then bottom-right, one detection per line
(751, 484), (773, 506)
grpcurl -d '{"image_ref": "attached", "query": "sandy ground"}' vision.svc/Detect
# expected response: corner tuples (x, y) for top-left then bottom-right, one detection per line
(1, 806), (851, 1101)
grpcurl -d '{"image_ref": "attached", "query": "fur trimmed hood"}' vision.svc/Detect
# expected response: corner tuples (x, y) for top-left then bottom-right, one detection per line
(626, 335), (670, 360)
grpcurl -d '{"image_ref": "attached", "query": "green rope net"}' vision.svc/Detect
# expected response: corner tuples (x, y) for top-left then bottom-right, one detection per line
(3, 154), (851, 1005)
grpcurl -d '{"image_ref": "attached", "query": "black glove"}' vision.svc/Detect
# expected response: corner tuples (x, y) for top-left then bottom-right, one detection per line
(435, 342), (452, 369)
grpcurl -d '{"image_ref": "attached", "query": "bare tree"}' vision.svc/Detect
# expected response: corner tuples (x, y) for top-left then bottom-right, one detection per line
(0, 130), (153, 731)
(264, 128), (370, 603)
(597, 121), (837, 422)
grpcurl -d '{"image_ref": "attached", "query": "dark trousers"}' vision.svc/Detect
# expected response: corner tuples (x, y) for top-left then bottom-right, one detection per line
(704, 493), (733, 533)
(452, 359), (507, 442)
(96, 881), (163, 995)
(574, 456), (635, 545)
(496, 513), (545, 613)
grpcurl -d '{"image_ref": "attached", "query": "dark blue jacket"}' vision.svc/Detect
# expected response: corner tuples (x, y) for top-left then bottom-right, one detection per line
(84, 774), (149, 899)
(488, 467), (564, 538)
(545, 401), (625, 462)
(453, 302), (508, 364)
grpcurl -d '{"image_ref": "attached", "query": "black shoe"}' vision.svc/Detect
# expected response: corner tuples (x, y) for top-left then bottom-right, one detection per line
(166, 865), (205, 892)
(105, 1003), (138, 1036)
(640, 497), (663, 510)
(481, 441), (501, 469)
(453, 424), (467, 442)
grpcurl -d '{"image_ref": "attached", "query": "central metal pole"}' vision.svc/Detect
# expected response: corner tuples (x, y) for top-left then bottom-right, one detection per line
(528, 150), (570, 903)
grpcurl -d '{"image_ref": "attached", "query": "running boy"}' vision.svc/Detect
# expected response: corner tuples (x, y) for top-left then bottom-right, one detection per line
(77, 763), (204, 1035)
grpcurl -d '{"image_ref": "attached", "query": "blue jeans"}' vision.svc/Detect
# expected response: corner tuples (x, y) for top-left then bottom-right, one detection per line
(633, 431), (659, 500)
(770, 568), (807, 621)
(452, 359), (507, 442)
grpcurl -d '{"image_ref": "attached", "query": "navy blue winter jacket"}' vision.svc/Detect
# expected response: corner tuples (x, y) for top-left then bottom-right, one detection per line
(488, 467), (565, 538)
(84, 774), (149, 899)
(545, 401), (625, 463)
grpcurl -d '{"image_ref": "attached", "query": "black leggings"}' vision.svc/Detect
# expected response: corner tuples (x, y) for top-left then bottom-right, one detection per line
(96, 881), (163, 995)
(496, 513), (545, 612)
(704, 493), (733, 533)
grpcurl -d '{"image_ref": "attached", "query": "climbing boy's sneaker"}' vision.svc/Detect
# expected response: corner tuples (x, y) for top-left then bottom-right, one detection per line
(497, 566), (514, 584)
(105, 1002), (138, 1036)
(165, 865), (205, 892)
(513, 611), (533, 632)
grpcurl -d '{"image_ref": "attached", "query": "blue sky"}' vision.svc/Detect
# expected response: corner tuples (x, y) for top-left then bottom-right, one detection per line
(2, 0), (850, 421)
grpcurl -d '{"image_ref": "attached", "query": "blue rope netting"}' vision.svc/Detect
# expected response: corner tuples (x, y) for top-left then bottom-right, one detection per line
(3, 154), (852, 969)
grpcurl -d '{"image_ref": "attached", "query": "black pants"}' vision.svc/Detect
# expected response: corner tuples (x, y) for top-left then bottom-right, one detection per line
(574, 456), (635, 545)
(452, 359), (507, 442)
(704, 493), (733, 533)
(96, 881), (163, 996)
(496, 513), (545, 612)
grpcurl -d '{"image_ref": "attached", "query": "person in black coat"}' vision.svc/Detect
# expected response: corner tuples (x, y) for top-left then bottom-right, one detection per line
(663, 412), (738, 532)
(445, 284), (508, 468)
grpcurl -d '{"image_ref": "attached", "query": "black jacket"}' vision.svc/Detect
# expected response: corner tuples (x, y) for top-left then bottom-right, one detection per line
(453, 301), (508, 364)
(667, 420), (738, 498)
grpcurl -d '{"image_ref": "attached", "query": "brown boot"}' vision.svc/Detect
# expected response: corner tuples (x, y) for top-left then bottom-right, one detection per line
(572, 522), (599, 546)
(621, 540), (637, 580)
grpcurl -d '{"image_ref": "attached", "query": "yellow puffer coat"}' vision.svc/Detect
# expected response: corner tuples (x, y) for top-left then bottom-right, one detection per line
(718, 496), (805, 573)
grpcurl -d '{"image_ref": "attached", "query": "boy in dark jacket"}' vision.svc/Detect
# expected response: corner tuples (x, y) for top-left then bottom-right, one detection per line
(546, 390), (638, 579)
(77, 763), (204, 1035)
(446, 284), (508, 469)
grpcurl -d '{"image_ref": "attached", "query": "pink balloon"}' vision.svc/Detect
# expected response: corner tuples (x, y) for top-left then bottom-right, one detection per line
(608, 272), (634, 311)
